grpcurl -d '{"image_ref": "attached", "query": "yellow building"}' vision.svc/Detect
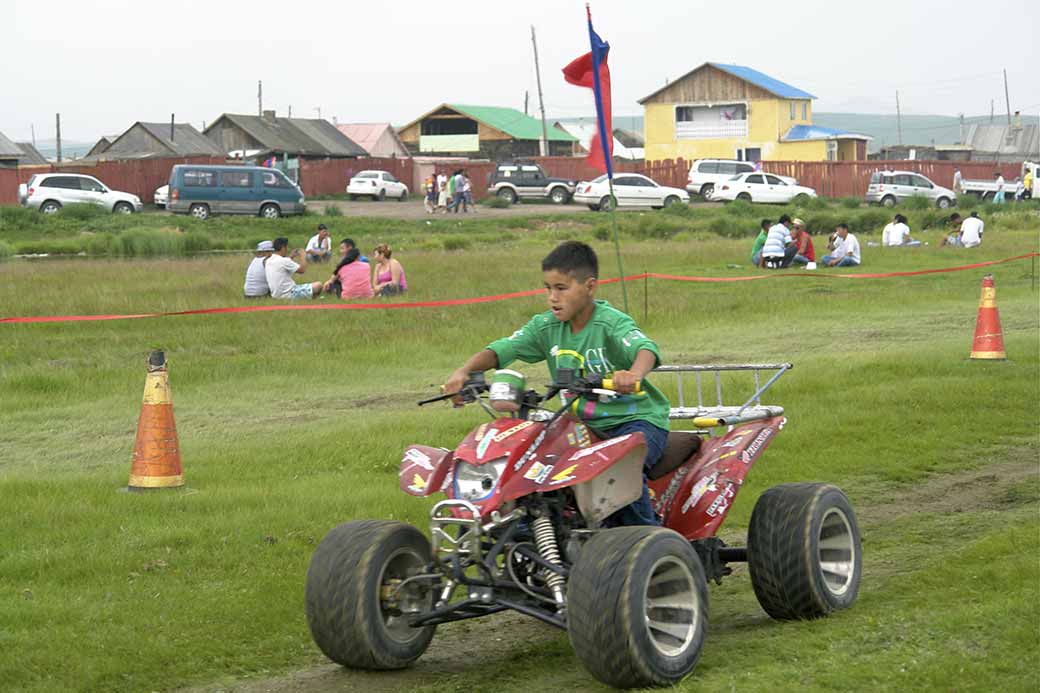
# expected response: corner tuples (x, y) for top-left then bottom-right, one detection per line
(639, 63), (868, 163)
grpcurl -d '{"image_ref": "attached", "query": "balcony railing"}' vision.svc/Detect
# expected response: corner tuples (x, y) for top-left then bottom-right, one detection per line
(676, 121), (749, 140)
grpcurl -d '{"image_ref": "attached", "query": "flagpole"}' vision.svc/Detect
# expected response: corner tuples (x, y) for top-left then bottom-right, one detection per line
(586, 3), (628, 313)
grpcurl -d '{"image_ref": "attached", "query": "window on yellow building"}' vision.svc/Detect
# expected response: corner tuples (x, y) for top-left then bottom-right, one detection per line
(802, 102), (808, 121)
(790, 102), (796, 120)
(675, 103), (748, 140)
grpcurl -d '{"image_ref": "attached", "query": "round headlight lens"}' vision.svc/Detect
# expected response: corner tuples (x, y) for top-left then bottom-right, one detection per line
(453, 457), (508, 502)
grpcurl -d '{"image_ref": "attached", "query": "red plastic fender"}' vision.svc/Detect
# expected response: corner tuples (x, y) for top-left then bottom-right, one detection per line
(519, 432), (646, 493)
(399, 445), (453, 496)
(651, 416), (786, 540)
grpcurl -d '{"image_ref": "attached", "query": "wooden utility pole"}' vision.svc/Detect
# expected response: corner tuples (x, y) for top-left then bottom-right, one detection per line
(990, 100), (994, 123)
(524, 90), (529, 116)
(258, 80), (263, 116)
(1003, 69), (1012, 129)
(30, 124), (36, 147)
(531, 25), (549, 156)
(170, 113), (175, 142)
(895, 91), (903, 145)
(55, 113), (62, 163)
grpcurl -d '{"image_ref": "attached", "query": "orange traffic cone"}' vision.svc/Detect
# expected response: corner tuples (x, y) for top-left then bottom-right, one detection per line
(970, 274), (1007, 360)
(127, 350), (185, 490)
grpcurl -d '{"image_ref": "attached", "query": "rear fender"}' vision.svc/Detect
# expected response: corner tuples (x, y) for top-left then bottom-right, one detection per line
(652, 416), (786, 540)
(399, 445), (452, 496)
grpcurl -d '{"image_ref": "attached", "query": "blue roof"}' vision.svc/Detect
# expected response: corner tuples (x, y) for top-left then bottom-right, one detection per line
(709, 63), (816, 100)
(782, 125), (872, 141)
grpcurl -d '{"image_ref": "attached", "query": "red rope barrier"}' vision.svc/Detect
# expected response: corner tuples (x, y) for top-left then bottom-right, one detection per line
(2, 254), (1036, 325)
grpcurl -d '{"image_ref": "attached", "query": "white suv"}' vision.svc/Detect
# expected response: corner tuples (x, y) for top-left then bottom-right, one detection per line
(18, 173), (143, 214)
(687, 160), (797, 200)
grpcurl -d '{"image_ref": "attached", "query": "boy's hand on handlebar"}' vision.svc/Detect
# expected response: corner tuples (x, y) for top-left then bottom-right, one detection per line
(442, 370), (469, 406)
(609, 370), (641, 394)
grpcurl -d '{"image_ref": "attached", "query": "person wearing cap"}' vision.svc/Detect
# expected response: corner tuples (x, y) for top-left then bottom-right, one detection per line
(306, 225), (333, 263)
(790, 218), (816, 266)
(244, 240), (274, 298)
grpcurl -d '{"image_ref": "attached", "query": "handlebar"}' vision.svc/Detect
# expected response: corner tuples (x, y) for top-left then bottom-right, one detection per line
(418, 371), (641, 408)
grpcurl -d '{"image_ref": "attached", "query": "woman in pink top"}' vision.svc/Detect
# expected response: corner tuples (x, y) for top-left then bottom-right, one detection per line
(323, 240), (374, 299)
(372, 244), (408, 296)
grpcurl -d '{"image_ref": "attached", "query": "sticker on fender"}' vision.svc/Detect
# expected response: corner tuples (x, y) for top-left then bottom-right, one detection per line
(569, 434), (632, 460)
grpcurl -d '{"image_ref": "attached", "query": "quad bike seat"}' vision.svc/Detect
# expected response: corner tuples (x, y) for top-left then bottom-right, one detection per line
(648, 431), (702, 480)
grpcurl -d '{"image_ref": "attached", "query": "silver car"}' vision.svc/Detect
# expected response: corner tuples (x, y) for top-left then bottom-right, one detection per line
(865, 170), (956, 209)
(18, 173), (143, 214)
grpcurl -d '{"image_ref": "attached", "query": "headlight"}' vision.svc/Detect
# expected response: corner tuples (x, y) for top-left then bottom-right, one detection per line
(453, 457), (508, 502)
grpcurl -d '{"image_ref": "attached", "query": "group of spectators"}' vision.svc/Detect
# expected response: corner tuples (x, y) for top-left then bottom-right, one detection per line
(243, 224), (408, 300)
(424, 171), (474, 214)
(750, 210), (988, 269)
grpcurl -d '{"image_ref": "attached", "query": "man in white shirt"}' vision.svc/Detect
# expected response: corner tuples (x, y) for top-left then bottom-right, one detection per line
(760, 214), (797, 268)
(243, 240), (273, 298)
(993, 173), (1006, 204)
(821, 224), (861, 267)
(265, 237), (324, 300)
(943, 212), (984, 248)
(305, 225), (332, 263)
(882, 214), (921, 247)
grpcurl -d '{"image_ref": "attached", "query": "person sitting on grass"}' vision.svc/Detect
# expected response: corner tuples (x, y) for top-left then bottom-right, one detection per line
(750, 219), (771, 266)
(441, 240), (669, 527)
(820, 223), (861, 267)
(305, 225), (333, 263)
(243, 240), (273, 298)
(882, 214), (921, 247)
(265, 237), (324, 300)
(760, 214), (797, 268)
(942, 212), (983, 248)
(372, 244), (408, 296)
(790, 218), (816, 266)
(323, 238), (374, 299)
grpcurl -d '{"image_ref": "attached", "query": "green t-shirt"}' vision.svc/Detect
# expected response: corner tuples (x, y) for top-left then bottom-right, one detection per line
(751, 230), (767, 263)
(486, 300), (670, 432)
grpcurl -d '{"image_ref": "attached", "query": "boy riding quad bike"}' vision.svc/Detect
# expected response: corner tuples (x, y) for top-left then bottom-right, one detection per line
(305, 243), (862, 688)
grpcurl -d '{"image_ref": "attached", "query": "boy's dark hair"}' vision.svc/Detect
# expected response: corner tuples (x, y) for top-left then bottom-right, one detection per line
(970, 211), (980, 218)
(949, 213), (962, 222)
(760, 219), (772, 230)
(342, 238), (356, 250)
(273, 237), (289, 251)
(895, 214), (907, 224)
(542, 241), (598, 280)
(778, 214), (792, 225)
(836, 223), (849, 231)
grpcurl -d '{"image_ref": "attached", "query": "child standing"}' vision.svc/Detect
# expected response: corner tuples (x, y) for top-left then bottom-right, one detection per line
(442, 241), (670, 526)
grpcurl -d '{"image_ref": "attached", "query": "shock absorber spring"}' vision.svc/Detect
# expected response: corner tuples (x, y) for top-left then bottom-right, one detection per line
(532, 516), (566, 608)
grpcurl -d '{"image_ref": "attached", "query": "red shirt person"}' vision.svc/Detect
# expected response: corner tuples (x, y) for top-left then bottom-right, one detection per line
(791, 219), (815, 265)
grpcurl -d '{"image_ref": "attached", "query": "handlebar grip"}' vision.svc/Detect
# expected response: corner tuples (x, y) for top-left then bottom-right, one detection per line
(601, 377), (642, 394)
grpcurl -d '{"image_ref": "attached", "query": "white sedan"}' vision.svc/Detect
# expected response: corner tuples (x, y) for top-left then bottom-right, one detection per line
(713, 173), (816, 204)
(573, 174), (690, 211)
(346, 170), (409, 201)
(154, 184), (169, 208)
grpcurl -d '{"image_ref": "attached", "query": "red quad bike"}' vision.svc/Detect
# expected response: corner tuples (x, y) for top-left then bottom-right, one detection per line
(305, 363), (862, 689)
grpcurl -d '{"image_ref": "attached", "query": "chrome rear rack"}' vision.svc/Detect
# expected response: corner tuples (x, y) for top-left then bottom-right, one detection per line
(652, 363), (792, 428)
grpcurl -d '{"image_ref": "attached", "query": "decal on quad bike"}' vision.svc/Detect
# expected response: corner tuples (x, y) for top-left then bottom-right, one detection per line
(740, 428), (774, 463)
(681, 471), (719, 514)
(476, 428), (499, 459)
(493, 421), (535, 442)
(403, 448), (433, 471)
(653, 464), (691, 516)
(408, 473), (427, 494)
(568, 434), (632, 461)
(523, 462), (553, 483)
(399, 445), (452, 497)
(548, 464), (579, 485)
(705, 482), (736, 517)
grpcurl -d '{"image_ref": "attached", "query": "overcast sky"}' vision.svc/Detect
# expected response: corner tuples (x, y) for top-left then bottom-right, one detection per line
(4, 0), (1038, 141)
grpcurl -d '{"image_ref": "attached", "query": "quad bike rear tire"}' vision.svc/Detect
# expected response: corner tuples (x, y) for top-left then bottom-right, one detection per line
(568, 527), (709, 688)
(747, 483), (861, 620)
(305, 520), (436, 669)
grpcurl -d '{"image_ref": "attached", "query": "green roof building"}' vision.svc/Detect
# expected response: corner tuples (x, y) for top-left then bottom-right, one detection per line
(398, 103), (577, 158)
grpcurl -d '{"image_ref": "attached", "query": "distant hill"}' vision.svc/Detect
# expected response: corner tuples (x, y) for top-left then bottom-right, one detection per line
(30, 139), (96, 161)
(553, 113), (1040, 154)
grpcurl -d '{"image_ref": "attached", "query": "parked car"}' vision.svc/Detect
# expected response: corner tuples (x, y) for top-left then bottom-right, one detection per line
(713, 173), (817, 204)
(865, 171), (956, 209)
(573, 173), (689, 211)
(167, 165), (305, 220)
(346, 170), (408, 201)
(686, 159), (796, 200)
(154, 184), (168, 208)
(488, 162), (576, 204)
(18, 173), (143, 214)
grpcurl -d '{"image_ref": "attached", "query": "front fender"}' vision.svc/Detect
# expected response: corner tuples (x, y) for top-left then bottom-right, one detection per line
(399, 445), (452, 496)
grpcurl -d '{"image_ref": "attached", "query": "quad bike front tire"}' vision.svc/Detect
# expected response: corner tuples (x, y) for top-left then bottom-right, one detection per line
(305, 520), (436, 669)
(747, 483), (862, 620)
(568, 526), (709, 688)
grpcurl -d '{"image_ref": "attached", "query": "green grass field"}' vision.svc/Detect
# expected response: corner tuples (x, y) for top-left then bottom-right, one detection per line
(0, 203), (1038, 692)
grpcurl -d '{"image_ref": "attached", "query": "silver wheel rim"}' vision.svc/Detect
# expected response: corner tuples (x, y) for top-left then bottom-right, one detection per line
(191, 207), (207, 219)
(378, 547), (429, 643)
(43, 204), (58, 214)
(643, 555), (699, 658)
(263, 207), (278, 218)
(116, 204), (130, 214)
(818, 507), (856, 596)
(552, 189), (565, 203)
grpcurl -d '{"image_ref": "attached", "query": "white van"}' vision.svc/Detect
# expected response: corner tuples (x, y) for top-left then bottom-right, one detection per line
(687, 160), (796, 200)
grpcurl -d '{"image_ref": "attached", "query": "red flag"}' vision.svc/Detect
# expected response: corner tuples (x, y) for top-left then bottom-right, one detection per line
(562, 24), (612, 175)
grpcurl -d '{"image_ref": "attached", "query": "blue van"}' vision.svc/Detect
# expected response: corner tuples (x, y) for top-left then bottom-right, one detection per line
(168, 164), (305, 220)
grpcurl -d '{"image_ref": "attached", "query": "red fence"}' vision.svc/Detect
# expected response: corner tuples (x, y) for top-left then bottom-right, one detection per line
(298, 157), (414, 198)
(3, 155), (1027, 207)
(0, 156), (226, 205)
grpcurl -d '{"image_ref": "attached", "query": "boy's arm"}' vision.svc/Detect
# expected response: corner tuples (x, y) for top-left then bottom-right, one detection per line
(611, 349), (657, 394)
(443, 349), (500, 400)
